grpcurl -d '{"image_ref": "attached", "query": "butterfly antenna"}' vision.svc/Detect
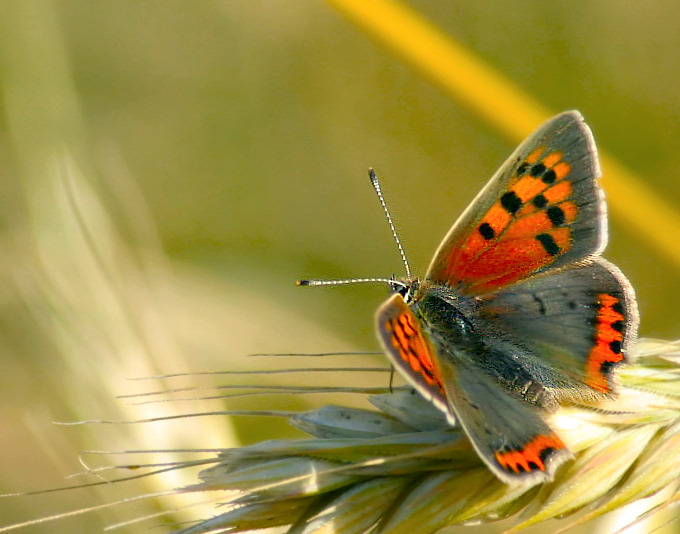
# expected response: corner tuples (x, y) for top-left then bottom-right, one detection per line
(296, 277), (407, 290)
(368, 168), (412, 279)
(296, 168), (411, 291)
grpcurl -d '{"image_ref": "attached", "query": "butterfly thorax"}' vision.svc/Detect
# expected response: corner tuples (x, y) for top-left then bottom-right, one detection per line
(391, 278), (486, 355)
(409, 282), (481, 349)
(406, 281), (559, 411)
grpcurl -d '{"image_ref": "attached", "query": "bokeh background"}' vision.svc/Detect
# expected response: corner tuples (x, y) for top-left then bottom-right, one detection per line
(1, 1), (679, 532)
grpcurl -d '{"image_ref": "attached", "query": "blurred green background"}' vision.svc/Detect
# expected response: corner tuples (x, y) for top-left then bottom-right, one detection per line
(1, 1), (679, 532)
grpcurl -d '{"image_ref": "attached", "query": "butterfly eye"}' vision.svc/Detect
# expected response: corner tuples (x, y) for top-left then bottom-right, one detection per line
(390, 279), (409, 297)
(389, 278), (419, 303)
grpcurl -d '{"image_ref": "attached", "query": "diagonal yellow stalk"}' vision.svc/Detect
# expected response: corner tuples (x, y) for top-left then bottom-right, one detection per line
(327, 0), (680, 268)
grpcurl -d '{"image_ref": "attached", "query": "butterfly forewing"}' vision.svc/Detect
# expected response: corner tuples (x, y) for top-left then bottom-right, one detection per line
(426, 111), (604, 295)
(376, 293), (453, 423)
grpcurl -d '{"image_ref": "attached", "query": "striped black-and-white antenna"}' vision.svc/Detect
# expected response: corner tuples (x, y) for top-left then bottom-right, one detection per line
(368, 168), (412, 279)
(297, 168), (412, 289)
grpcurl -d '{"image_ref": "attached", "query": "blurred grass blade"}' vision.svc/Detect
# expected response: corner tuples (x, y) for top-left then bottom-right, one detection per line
(556, 419), (680, 532)
(327, 0), (548, 137)
(289, 477), (411, 534)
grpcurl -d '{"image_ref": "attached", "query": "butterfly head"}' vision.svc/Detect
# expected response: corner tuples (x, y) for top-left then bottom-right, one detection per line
(389, 276), (420, 304)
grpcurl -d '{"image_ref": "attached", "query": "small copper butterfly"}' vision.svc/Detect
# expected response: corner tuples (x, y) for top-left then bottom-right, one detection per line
(302, 111), (639, 485)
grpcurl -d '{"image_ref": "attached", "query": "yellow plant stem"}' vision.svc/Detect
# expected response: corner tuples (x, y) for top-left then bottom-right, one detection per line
(328, 0), (680, 268)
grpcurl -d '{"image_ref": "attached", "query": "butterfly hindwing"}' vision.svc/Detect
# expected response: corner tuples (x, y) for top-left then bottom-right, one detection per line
(436, 354), (572, 484)
(478, 258), (639, 400)
(426, 110), (604, 295)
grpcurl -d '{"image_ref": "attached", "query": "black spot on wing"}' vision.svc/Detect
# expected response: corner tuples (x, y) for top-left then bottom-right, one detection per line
(479, 222), (495, 240)
(501, 191), (522, 215)
(530, 163), (546, 177)
(546, 205), (566, 226)
(533, 194), (548, 209)
(542, 168), (557, 184)
(532, 295), (546, 315)
(536, 233), (560, 256)
(611, 320), (624, 333)
(539, 446), (556, 463)
(600, 360), (616, 376)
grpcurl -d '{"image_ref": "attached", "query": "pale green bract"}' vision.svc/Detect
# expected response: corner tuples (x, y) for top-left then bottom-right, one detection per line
(174, 338), (680, 534)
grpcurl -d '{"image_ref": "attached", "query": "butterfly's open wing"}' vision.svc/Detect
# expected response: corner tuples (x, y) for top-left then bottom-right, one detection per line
(376, 292), (571, 484)
(436, 353), (572, 485)
(479, 258), (639, 399)
(376, 293), (452, 423)
(426, 111), (604, 296)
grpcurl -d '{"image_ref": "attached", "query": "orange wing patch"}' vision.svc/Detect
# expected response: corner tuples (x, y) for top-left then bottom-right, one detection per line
(444, 149), (577, 293)
(495, 433), (567, 474)
(585, 293), (627, 394)
(384, 312), (444, 393)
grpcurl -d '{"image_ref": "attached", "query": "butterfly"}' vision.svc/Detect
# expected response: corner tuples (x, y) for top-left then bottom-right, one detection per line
(373, 111), (638, 485)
